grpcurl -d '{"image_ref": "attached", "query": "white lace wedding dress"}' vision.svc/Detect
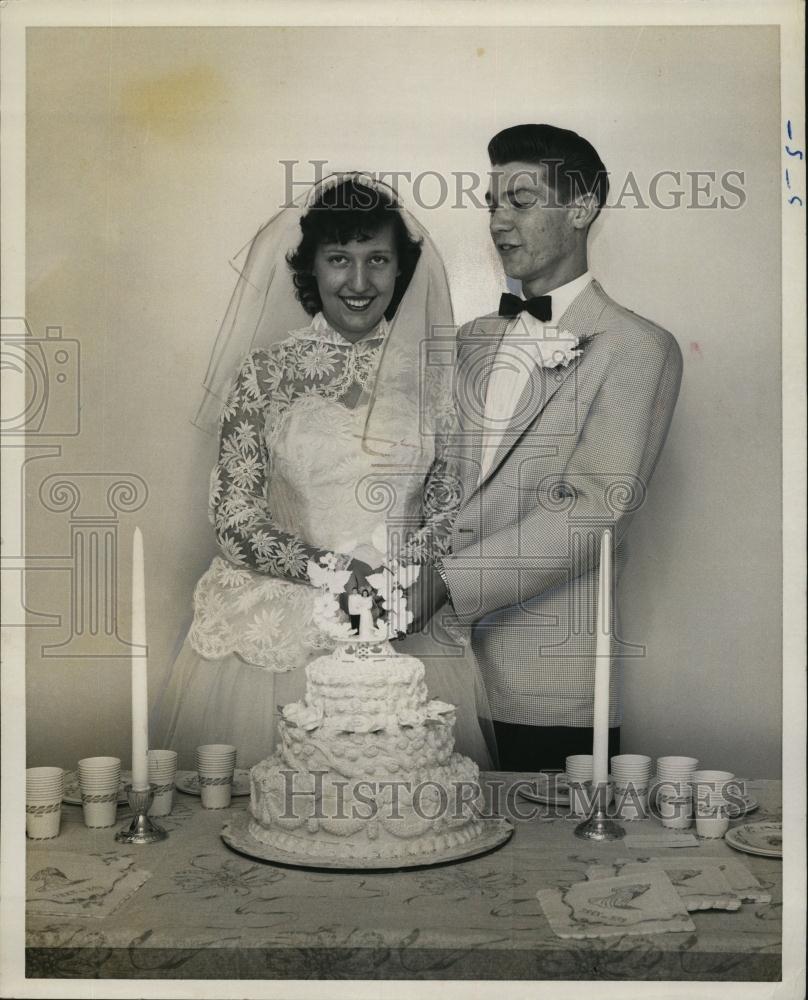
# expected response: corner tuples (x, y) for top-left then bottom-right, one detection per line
(153, 313), (495, 770)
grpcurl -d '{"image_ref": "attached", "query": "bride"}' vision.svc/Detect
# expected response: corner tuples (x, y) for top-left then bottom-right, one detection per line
(153, 174), (496, 770)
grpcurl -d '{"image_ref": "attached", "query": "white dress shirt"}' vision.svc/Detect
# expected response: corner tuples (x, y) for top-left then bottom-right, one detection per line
(479, 271), (593, 481)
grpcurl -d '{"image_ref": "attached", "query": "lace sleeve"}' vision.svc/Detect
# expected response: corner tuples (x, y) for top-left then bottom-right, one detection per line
(209, 351), (331, 582)
(402, 364), (463, 565)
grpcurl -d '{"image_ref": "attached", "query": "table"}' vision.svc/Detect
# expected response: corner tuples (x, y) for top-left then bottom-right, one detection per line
(26, 775), (782, 980)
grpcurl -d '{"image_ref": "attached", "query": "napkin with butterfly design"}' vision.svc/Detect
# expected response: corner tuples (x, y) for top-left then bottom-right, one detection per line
(27, 850), (151, 918)
(586, 859), (742, 912)
(537, 870), (695, 939)
(587, 856), (771, 906)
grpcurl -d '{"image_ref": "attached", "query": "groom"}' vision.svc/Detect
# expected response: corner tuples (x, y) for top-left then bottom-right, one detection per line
(409, 123), (682, 770)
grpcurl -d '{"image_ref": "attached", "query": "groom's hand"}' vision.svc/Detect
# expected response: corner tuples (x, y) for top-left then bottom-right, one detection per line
(407, 565), (449, 634)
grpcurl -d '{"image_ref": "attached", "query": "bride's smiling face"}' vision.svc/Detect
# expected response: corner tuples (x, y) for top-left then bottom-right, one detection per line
(312, 222), (399, 342)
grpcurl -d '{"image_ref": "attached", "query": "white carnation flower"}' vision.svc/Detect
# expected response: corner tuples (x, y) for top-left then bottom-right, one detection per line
(281, 701), (323, 731)
(425, 699), (456, 722)
(535, 330), (582, 369)
(397, 707), (425, 727)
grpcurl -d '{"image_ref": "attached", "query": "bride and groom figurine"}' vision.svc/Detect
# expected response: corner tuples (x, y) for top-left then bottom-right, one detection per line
(348, 588), (375, 641)
(154, 122), (682, 774)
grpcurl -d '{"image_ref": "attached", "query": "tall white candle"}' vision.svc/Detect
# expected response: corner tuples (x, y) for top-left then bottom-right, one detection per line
(592, 528), (612, 787)
(130, 527), (150, 791)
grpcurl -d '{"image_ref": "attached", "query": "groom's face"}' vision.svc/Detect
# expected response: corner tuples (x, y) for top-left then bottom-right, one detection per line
(487, 161), (578, 293)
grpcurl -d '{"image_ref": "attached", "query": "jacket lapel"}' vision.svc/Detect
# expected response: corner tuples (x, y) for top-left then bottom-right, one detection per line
(472, 279), (610, 493)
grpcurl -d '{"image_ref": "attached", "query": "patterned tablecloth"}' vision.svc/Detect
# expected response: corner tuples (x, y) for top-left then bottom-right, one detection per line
(25, 775), (782, 981)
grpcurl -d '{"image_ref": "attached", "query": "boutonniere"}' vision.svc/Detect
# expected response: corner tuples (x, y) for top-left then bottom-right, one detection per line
(534, 329), (582, 369)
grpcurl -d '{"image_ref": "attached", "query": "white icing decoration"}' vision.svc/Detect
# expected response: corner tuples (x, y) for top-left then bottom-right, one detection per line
(281, 701), (324, 731)
(426, 700), (456, 721)
(250, 642), (485, 862)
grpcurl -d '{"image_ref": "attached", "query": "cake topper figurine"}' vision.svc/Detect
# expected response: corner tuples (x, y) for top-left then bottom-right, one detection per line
(307, 552), (420, 642)
(347, 590), (363, 634)
(356, 589), (375, 640)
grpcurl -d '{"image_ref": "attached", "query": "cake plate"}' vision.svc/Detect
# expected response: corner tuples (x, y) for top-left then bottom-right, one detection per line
(221, 812), (514, 871)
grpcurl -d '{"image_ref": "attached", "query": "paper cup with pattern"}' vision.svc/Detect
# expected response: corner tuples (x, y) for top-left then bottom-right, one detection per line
(611, 754), (652, 781)
(77, 755), (122, 777)
(569, 779), (613, 818)
(148, 749), (178, 816)
(613, 781), (650, 821)
(26, 767), (64, 839)
(611, 754), (652, 819)
(195, 745), (236, 809)
(690, 770), (736, 817)
(656, 756), (699, 779)
(77, 756), (121, 828)
(26, 766), (64, 797)
(695, 813), (730, 839)
(565, 756), (593, 816)
(564, 755), (593, 783)
(653, 779), (693, 829)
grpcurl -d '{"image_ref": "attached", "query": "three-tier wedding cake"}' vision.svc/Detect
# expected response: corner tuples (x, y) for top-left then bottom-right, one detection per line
(247, 638), (489, 863)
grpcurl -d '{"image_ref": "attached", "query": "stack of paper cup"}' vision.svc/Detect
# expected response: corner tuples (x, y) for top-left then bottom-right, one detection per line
(654, 756), (699, 829)
(26, 767), (65, 840)
(148, 749), (178, 817)
(691, 769), (735, 838)
(565, 755), (594, 817)
(611, 754), (653, 821)
(77, 756), (122, 829)
(195, 744), (236, 809)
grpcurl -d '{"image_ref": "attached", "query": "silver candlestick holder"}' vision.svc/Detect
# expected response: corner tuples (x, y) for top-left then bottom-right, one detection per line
(115, 783), (168, 844)
(574, 781), (625, 842)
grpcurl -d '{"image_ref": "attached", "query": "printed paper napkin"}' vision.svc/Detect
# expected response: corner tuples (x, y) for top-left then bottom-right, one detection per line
(537, 870), (695, 939)
(623, 832), (700, 849)
(588, 855), (771, 905)
(585, 858), (741, 911)
(27, 850), (151, 918)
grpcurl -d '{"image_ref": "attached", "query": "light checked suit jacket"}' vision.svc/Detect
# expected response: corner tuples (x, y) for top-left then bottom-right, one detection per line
(441, 279), (683, 728)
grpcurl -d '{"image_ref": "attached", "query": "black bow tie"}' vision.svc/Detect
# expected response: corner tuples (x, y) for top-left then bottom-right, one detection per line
(498, 292), (552, 322)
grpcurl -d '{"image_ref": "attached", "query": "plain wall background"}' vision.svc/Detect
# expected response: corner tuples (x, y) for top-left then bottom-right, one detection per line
(24, 25), (782, 777)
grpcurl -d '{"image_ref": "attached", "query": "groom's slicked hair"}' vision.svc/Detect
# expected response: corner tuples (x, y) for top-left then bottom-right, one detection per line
(488, 124), (609, 216)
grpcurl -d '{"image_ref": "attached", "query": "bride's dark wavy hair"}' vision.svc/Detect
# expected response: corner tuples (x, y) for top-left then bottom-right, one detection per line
(286, 178), (422, 320)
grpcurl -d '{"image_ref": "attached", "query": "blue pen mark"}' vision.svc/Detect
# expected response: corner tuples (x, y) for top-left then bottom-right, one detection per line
(784, 120), (803, 207)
